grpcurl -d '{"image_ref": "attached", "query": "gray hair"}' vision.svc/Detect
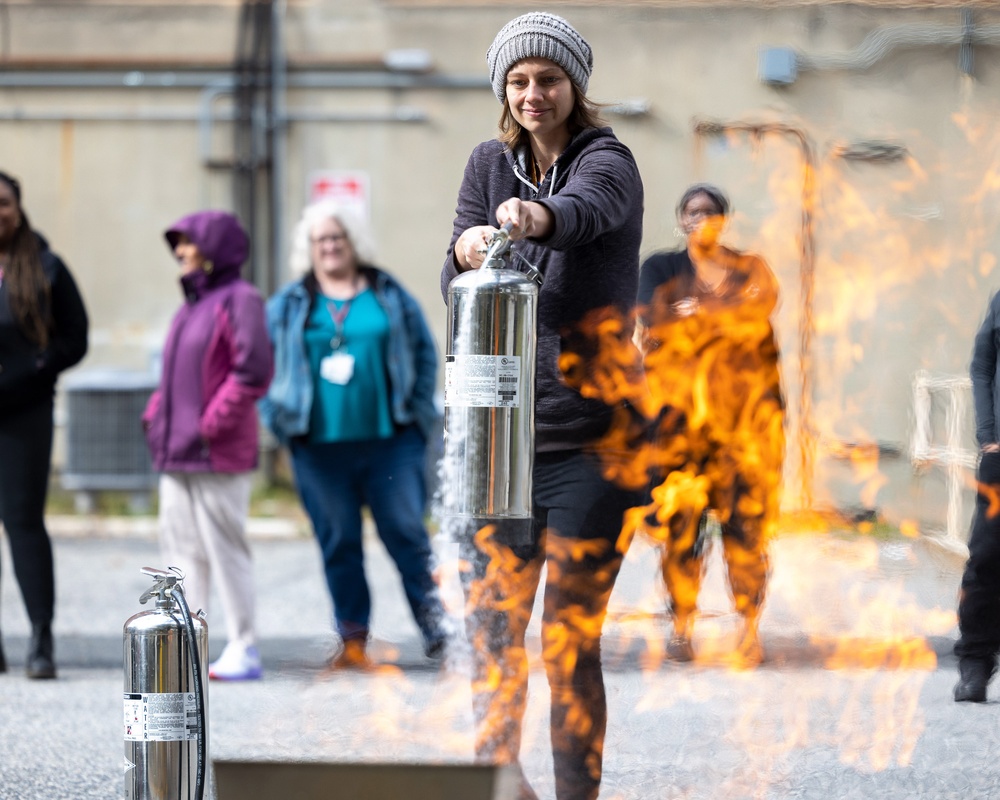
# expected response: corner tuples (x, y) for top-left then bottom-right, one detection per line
(288, 199), (377, 277)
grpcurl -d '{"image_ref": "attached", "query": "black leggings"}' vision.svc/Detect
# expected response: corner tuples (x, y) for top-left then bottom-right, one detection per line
(0, 399), (56, 625)
(460, 449), (644, 800)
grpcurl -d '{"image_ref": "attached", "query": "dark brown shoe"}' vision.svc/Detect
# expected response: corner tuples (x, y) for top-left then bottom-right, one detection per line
(328, 638), (371, 670)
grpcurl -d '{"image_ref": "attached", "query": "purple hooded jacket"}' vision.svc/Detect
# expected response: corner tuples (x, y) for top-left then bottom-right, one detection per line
(143, 211), (273, 473)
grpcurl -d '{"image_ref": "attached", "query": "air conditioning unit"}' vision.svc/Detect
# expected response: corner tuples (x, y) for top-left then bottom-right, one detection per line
(61, 370), (159, 494)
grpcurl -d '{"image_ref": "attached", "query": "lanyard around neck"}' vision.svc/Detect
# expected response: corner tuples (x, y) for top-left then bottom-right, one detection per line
(325, 296), (355, 351)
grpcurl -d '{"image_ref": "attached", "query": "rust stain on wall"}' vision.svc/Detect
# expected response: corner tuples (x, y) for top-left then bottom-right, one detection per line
(60, 120), (74, 196)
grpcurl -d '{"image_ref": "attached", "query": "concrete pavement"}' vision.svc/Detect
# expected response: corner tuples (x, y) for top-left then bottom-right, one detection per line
(1, 519), (996, 800)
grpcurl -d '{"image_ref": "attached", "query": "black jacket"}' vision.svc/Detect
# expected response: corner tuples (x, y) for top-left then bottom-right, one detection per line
(638, 247), (784, 414)
(441, 127), (645, 451)
(0, 237), (88, 416)
(972, 291), (1000, 448)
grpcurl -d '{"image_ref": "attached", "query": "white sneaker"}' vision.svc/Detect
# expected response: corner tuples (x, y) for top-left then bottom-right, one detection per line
(208, 642), (263, 681)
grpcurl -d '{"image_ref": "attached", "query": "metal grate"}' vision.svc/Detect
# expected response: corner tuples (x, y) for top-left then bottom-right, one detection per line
(61, 371), (158, 492)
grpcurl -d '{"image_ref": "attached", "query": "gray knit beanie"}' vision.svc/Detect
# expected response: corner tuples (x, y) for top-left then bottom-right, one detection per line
(486, 12), (593, 103)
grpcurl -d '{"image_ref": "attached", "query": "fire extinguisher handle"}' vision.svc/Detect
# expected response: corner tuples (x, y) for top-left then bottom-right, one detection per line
(140, 566), (177, 580)
(483, 222), (514, 267)
(138, 566), (185, 605)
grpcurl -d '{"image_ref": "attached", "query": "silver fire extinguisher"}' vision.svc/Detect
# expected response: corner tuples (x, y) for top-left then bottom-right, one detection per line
(124, 566), (208, 800)
(443, 223), (540, 545)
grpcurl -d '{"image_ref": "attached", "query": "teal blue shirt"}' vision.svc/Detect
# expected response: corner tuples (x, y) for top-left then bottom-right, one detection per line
(304, 289), (394, 442)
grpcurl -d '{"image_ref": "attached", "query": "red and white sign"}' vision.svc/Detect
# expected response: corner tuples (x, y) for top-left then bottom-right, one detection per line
(308, 170), (370, 221)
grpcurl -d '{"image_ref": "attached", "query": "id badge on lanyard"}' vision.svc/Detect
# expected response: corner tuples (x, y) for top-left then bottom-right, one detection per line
(321, 298), (356, 385)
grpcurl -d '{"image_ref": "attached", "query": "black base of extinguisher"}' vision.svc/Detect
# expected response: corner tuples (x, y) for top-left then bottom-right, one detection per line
(446, 515), (534, 548)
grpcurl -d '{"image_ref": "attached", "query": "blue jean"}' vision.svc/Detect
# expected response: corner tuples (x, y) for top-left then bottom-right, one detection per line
(290, 425), (446, 649)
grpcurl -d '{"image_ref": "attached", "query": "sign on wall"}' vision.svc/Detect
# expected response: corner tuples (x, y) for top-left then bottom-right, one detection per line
(308, 170), (370, 221)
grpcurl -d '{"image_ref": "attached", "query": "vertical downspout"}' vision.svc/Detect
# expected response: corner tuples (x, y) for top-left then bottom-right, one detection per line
(959, 8), (975, 76)
(270, 0), (287, 298)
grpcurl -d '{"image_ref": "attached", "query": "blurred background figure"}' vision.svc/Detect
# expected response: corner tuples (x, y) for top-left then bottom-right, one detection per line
(954, 290), (1000, 702)
(638, 183), (784, 666)
(143, 210), (273, 681)
(260, 200), (448, 669)
(441, 12), (645, 800)
(0, 170), (88, 679)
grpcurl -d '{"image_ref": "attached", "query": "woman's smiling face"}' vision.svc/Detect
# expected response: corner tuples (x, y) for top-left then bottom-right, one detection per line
(505, 57), (575, 140)
(310, 216), (357, 279)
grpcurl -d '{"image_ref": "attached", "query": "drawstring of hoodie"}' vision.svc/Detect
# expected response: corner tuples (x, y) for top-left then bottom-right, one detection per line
(512, 152), (558, 199)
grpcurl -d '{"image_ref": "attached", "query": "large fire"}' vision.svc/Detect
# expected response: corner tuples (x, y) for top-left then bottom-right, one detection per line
(351, 115), (992, 799)
(520, 115), (970, 790)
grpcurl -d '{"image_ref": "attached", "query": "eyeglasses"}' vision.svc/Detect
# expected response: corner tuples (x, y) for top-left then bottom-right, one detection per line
(680, 208), (721, 221)
(311, 233), (348, 245)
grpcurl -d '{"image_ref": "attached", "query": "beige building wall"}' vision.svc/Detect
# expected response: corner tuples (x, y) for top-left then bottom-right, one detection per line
(3, 0), (1000, 535)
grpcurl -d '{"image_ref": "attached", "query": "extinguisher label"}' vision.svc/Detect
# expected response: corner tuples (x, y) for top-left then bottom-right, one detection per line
(444, 355), (521, 407)
(123, 692), (199, 742)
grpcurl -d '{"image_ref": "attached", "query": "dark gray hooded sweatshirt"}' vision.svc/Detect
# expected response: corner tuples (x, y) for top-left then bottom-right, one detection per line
(441, 126), (644, 451)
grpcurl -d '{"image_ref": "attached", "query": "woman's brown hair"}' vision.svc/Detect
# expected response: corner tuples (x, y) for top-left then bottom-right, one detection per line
(0, 172), (50, 349)
(497, 83), (605, 151)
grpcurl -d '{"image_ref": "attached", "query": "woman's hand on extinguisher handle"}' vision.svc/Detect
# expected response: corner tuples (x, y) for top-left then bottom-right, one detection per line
(455, 225), (498, 271)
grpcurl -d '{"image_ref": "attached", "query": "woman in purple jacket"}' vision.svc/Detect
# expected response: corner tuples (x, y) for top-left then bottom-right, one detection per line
(143, 210), (273, 681)
(441, 13), (645, 800)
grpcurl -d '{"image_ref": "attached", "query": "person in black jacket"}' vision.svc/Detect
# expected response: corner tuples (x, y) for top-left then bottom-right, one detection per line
(441, 13), (645, 800)
(954, 291), (1000, 702)
(637, 183), (784, 667)
(0, 171), (88, 678)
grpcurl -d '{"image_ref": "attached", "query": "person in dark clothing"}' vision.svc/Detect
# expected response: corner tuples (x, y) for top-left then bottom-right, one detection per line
(955, 291), (1000, 702)
(440, 13), (645, 800)
(637, 183), (784, 667)
(0, 170), (88, 678)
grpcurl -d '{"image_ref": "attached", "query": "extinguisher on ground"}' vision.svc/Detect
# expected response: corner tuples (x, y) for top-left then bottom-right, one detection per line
(124, 566), (208, 800)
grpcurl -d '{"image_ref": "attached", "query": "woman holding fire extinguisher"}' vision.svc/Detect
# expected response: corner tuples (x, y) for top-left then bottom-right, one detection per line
(440, 13), (646, 800)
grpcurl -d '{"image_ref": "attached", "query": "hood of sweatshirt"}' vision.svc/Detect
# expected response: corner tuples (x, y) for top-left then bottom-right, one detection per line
(164, 210), (249, 301)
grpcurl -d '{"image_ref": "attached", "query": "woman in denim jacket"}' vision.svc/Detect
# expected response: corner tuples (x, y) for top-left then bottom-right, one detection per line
(260, 199), (448, 668)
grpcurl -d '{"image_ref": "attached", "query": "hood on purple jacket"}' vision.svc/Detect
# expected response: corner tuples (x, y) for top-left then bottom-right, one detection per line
(165, 211), (249, 298)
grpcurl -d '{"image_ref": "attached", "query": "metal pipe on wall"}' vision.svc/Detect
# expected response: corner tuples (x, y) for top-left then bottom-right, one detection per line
(0, 106), (428, 124)
(270, 0), (287, 299)
(760, 13), (1000, 85)
(0, 68), (491, 91)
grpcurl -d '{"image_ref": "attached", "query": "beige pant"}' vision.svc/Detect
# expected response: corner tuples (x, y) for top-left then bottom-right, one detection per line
(158, 472), (256, 647)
